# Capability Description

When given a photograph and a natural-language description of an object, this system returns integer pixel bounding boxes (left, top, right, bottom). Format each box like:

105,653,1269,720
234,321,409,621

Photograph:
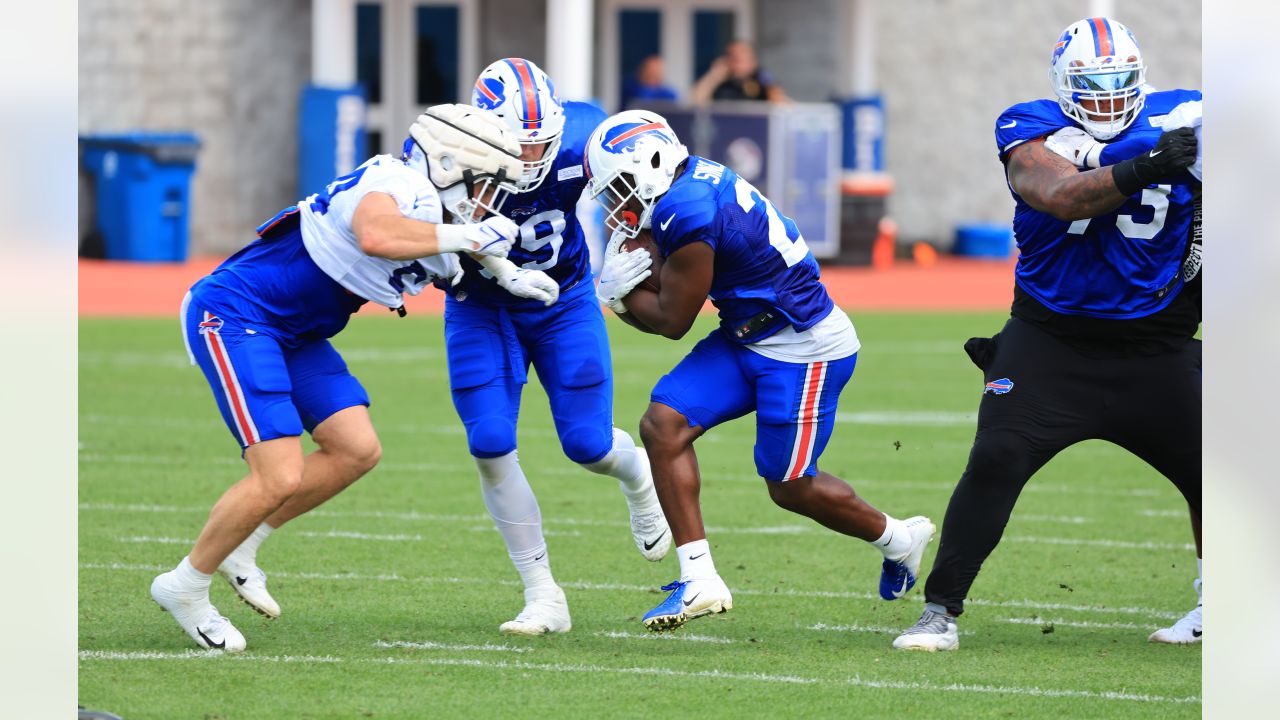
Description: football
621,228,662,294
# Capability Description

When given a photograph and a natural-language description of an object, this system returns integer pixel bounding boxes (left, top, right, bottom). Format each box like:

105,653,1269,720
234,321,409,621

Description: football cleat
879,516,936,600
151,571,246,652
642,576,733,631
892,608,959,651
1149,579,1202,644
625,448,671,561
499,585,572,636
218,555,281,619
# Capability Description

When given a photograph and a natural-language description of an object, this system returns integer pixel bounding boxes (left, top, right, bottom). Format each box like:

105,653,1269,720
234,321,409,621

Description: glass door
356,0,477,157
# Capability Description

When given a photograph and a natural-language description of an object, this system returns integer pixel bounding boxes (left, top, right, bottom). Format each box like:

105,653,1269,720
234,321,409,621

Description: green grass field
79,311,1201,719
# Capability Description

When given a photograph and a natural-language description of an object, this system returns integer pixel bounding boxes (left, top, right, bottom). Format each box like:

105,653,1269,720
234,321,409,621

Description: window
415,5,460,104
355,3,383,104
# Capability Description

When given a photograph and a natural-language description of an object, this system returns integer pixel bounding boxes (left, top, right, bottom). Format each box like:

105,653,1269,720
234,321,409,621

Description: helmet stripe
606,122,666,148
504,58,542,129
1090,17,1113,56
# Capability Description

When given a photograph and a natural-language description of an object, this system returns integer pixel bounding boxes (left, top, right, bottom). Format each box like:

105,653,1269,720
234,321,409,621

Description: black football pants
923,317,1201,617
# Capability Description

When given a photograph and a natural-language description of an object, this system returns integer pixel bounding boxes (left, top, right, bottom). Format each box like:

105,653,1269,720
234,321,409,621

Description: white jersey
298,154,460,308
748,307,861,363
1161,100,1202,181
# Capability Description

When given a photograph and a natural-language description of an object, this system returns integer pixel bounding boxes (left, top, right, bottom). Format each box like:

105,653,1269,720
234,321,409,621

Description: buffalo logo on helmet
473,77,507,111
602,121,675,155
1051,30,1073,65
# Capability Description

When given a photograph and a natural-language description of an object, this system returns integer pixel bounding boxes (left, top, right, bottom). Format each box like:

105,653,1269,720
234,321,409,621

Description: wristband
435,223,472,254
1111,158,1147,198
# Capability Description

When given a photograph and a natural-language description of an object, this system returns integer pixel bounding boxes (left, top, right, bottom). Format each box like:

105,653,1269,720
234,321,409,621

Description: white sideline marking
1004,535,1194,552
1002,618,1150,631
807,622,973,637
1018,514,1090,525
594,630,733,644
374,640,531,653
82,503,1181,552
79,563,1184,620
76,650,1199,704
1138,509,1186,518
837,411,975,426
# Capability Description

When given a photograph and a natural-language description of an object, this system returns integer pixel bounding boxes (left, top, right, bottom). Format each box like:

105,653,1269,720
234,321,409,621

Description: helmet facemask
1054,56,1146,140
591,169,654,239
516,133,563,192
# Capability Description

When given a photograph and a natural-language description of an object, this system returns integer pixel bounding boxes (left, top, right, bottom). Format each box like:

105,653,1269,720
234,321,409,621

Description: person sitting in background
691,40,789,104
620,55,679,110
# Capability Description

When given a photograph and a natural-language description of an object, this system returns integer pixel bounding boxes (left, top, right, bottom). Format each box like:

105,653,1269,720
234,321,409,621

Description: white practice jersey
298,154,460,308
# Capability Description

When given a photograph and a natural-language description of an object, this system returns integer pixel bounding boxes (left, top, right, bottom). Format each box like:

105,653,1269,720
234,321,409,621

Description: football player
150,104,558,652
892,18,1202,651
450,58,670,636
585,109,936,631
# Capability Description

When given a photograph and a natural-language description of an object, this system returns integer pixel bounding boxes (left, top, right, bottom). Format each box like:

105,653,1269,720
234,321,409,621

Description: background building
79,0,1201,254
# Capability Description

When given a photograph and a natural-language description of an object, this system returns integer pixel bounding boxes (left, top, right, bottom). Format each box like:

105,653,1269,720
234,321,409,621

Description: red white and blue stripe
784,361,828,480
1088,17,1114,56
503,57,543,130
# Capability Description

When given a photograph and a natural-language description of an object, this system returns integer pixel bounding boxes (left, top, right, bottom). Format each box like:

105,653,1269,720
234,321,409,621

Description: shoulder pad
996,99,1071,158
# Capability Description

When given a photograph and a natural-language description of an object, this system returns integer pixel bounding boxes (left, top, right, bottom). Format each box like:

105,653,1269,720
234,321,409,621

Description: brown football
621,228,662,295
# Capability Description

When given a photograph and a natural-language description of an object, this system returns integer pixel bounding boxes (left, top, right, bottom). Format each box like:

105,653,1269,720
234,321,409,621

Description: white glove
436,215,519,257
596,247,652,314
1044,126,1105,168
497,267,560,306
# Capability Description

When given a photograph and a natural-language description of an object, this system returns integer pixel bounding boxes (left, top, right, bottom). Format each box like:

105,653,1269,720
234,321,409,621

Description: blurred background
77,0,1200,265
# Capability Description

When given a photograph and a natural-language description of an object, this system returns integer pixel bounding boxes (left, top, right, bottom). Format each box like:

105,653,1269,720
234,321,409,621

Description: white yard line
1001,618,1151,631
1138,509,1186,518
593,630,733,644
1003,535,1194,552
807,622,973,636
78,562,1184,620
76,650,1199,704
373,640,531,653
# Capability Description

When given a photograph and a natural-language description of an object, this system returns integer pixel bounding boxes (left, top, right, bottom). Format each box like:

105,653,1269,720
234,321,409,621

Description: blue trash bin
80,133,201,261
953,223,1014,259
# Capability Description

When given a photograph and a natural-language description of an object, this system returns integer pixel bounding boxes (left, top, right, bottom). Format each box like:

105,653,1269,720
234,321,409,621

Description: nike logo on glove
643,530,667,551
1149,149,1163,157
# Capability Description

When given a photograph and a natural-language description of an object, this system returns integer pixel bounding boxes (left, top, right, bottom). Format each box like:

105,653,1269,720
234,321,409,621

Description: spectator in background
691,40,789,104
621,55,679,110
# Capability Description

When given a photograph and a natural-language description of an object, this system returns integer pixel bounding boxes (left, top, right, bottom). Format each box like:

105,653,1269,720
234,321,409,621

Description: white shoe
218,553,281,619
625,450,671,562
1148,604,1202,644
499,585,572,636
892,608,959,651
151,571,246,652
879,516,936,600
642,575,734,631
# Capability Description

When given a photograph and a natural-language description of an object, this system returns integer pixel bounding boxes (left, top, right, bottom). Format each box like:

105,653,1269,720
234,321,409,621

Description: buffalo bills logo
508,206,536,219
602,122,674,155
198,316,224,334
984,378,1014,395
473,78,506,111
1052,30,1072,65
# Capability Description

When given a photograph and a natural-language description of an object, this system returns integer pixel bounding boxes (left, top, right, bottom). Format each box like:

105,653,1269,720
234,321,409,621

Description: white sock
873,515,912,560
677,539,717,581
173,556,212,594
1195,558,1203,604
583,428,659,512
230,522,273,563
477,451,556,592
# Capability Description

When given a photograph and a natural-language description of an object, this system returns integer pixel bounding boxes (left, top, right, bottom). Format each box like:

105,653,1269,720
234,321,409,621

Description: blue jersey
996,89,1202,319
651,156,833,342
451,100,607,308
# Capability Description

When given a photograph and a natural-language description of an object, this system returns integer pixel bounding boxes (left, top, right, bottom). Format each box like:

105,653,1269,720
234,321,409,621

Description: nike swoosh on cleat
1192,629,1202,637
235,576,248,586
197,628,225,650
893,574,911,598
643,530,667,551
682,592,702,607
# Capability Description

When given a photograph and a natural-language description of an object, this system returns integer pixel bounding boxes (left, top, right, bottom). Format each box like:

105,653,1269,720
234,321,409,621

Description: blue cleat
642,576,733,631
879,516,936,600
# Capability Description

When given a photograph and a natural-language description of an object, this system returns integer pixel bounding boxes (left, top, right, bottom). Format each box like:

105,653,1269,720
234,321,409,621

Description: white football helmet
1049,17,1147,140
402,103,524,223
472,58,565,191
583,110,689,239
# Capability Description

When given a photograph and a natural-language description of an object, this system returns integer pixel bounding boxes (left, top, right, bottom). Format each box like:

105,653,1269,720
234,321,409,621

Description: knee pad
561,423,613,465
468,414,517,458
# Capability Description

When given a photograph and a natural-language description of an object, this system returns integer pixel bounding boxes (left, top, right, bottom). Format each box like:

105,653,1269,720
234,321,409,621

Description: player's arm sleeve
652,185,718,257
995,102,1072,162
334,161,420,219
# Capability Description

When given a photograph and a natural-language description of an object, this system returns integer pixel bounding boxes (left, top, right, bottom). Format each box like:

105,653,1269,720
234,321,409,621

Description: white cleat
625,450,671,562
892,608,959,652
218,555,281,619
1149,579,1202,644
499,586,572,636
151,571,247,652
642,575,734,631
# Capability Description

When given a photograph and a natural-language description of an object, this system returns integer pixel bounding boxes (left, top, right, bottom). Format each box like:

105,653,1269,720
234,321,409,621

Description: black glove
1112,127,1197,196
